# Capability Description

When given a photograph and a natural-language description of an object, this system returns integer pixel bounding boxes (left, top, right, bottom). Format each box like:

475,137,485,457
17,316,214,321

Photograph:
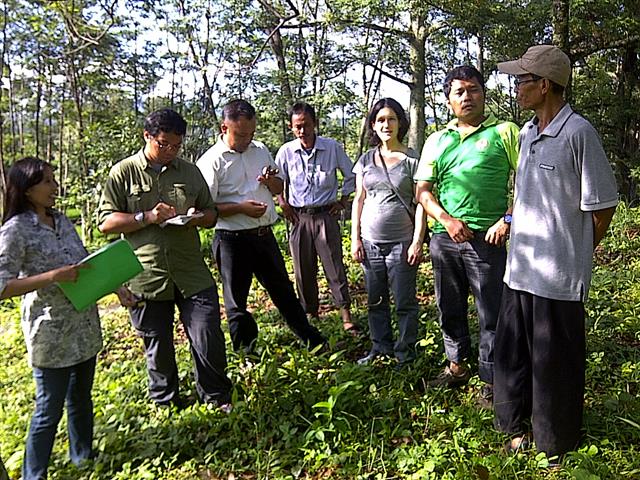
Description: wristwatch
503,213,512,224
134,211,146,225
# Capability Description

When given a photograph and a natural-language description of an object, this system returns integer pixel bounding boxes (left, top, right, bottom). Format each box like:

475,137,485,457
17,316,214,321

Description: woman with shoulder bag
351,98,427,367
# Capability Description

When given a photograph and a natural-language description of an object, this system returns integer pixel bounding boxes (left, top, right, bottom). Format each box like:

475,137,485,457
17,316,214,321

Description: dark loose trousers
214,227,325,351
129,286,231,406
494,285,586,458
430,232,506,383
289,210,350,315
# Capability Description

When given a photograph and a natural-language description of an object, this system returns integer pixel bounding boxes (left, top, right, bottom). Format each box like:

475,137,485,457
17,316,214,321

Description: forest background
1,0,639,237
1,0,640,479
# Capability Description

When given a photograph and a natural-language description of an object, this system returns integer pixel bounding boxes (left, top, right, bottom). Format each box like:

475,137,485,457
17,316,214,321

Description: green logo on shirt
475,139,489,151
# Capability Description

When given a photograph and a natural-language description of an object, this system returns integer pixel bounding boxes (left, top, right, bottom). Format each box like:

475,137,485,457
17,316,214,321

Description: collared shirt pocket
127,183,153,211
171,183,197,214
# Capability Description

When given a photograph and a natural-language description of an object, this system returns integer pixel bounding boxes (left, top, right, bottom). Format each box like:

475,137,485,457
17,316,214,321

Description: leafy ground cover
1,206,639,479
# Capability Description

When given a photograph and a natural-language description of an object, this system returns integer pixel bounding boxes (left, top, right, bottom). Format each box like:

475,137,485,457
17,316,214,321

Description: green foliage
3,0,640,212
2,206,639,479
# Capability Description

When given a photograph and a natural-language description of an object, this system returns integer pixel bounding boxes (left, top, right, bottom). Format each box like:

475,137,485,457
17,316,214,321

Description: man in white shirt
197,99,326,353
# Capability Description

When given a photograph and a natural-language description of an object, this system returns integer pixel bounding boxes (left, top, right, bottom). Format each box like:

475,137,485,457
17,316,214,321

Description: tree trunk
46,65,53,163
8,62,17,158
58,87,66,199
269,26,293,106
407,13,426,152
0,0,8,213
552,0,570,51
67,54,92,242
615,43,639,202
477,33,484,75
34,55,43,158
170,56,177,107
552,0,571,100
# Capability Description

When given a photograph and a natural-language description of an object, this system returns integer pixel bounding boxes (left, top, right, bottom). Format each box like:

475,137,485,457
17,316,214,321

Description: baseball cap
497,45,571,87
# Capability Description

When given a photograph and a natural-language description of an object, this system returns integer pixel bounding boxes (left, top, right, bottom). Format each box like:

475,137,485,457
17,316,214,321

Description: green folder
58,239,143,311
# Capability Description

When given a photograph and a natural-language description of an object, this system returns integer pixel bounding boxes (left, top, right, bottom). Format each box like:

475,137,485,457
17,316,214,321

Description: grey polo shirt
504,104,618,302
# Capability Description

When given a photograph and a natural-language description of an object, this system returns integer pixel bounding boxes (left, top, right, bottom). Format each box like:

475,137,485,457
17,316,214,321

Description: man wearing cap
197,99,326,353
495,45,618,458
98,108,232,410
275,102,357,335
415,65,519,407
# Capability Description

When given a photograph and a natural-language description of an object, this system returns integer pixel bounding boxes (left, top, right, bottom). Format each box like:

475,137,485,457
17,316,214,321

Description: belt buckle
257,226,269,236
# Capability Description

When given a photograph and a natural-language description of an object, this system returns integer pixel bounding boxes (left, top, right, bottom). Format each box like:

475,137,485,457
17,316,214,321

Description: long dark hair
3,157,52,223
365,97,410,146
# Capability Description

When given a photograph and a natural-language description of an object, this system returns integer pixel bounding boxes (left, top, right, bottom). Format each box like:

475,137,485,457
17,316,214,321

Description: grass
1,206,639,479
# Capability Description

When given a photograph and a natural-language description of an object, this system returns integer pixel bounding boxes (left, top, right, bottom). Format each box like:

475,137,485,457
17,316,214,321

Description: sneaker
218,403,233,414
357,351,388,365
426,365,471,388
476,383,493,409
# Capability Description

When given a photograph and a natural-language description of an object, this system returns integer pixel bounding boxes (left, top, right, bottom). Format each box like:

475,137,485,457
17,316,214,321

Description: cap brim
496,60,529,75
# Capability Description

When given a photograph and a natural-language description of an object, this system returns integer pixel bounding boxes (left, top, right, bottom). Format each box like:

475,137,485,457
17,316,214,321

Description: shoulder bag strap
377,146,415,225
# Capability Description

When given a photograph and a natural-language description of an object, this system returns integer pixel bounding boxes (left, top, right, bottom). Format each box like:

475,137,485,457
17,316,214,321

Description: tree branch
55,0,118,55
572,35,640,62
279,19,411,40
250,0,300,67
363,61,414,88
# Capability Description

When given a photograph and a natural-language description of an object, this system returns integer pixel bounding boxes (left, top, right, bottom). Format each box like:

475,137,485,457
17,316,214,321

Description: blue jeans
362,239,419,363
24,356,96,480
430,232,506,383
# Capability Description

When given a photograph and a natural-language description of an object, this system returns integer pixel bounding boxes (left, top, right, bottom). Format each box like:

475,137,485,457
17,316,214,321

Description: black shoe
476,383,493,409
426,366,471,388
154,397,186,411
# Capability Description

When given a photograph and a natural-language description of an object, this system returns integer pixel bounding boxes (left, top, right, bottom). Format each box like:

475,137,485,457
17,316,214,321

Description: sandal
342,321,362,337
504,434,531,454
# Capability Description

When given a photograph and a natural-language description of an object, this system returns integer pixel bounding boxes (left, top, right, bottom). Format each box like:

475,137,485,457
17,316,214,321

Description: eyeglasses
153,138,182,151
514,76,542,88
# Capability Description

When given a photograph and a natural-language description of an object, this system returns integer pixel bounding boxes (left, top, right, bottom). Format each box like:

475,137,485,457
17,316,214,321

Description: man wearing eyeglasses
275,102,357,336
98,108,232,411
495,45,618,458
415,65,520,407
197,99,326,354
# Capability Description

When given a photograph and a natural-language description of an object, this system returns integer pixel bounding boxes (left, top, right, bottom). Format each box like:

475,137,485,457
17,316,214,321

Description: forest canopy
1,0,639,240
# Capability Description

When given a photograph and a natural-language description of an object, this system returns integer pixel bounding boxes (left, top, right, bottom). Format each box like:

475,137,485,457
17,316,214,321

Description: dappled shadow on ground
3,207,640,478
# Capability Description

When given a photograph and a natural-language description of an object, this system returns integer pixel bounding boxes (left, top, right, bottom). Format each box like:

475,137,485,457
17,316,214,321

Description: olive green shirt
98,150,215,300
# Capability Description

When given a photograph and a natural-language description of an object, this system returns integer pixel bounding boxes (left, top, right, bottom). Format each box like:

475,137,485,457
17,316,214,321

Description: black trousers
214,228,325,351
129,286,232,405
494,285,585,458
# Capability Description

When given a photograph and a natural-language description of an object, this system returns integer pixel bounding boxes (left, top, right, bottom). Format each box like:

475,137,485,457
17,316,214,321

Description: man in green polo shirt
98,108,232,410
415,65,519,407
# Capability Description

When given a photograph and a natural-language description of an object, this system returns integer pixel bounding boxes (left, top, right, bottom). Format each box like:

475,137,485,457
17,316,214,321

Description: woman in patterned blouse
0,157,132,479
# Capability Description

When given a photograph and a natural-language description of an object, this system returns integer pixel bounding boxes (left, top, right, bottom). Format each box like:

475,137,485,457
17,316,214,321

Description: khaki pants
289,210,351,314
